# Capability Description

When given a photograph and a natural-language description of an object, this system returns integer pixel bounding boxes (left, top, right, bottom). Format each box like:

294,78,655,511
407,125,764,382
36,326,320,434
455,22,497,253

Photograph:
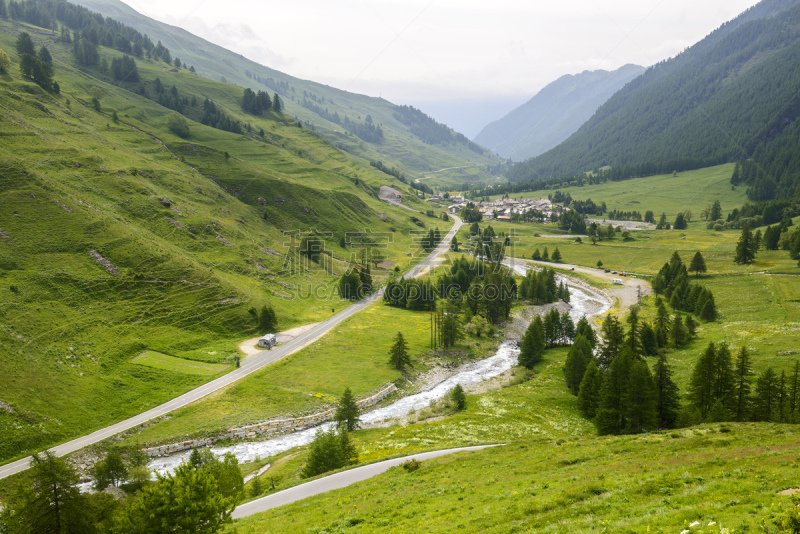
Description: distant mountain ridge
507,0,800,195
474,65,644,161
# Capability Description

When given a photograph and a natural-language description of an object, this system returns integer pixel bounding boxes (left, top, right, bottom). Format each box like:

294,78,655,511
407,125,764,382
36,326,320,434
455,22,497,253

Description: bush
167,112,190,138
451,384,467,411
302,427,358,478
401,459,421,472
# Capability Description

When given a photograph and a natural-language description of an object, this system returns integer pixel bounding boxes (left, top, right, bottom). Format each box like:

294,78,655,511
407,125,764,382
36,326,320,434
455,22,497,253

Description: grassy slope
74,0,500,184
0,19,443,463
230,167,800,531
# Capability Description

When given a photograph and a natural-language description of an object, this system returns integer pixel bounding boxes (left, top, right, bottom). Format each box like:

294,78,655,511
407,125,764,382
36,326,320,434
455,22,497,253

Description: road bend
0,216,462,480
232,444,498,519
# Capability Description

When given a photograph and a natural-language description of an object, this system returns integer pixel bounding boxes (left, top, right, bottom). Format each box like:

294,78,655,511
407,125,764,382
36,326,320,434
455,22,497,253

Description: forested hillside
0,4,435,462
508,0,800,204
474,65,644,161
72,0,500,183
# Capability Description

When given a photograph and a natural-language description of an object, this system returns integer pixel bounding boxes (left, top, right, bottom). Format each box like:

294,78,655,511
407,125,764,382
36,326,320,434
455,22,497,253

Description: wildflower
690,521,700,528
708,522,716,526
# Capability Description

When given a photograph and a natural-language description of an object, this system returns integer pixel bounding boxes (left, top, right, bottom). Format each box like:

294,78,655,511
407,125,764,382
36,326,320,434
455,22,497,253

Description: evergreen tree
518,316,545,369
623,359,658,433
0,0,6,18
551,247,562,262
301,427,357,478
451,384,467,411
752,368,778,421
734,223,757,264
273,93,282,112
92,448,128,490
699,292,718,322
673,212,687,230
653,353,681,428
37,45,52,65
640,322,657,356
688,342,716,418
334,387,360,432
532,248,542,261
777,370,788,422
2,451,92,533
671,314,688,347
575,316,597,347
689,251,707,277
564,335,592,395
16,32,35,56
577,358,602,418
389,331,411,370
450,235,458,251
596,348,634,435
709,200,722,222
0,47,10,73
625,307,642,356
598,314,624,368
712,342,734,414
542,247,549,261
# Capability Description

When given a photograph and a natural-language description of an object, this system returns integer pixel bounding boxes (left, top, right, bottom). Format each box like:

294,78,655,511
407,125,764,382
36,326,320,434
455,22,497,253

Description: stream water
148,261,610,476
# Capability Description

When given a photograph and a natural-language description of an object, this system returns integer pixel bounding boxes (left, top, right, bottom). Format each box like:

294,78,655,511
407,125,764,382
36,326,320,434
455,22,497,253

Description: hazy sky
117,0,761,136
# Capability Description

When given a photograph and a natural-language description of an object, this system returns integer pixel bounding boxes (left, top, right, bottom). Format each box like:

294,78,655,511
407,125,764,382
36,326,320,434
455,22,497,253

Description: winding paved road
232,444,497,519
0,216,462,481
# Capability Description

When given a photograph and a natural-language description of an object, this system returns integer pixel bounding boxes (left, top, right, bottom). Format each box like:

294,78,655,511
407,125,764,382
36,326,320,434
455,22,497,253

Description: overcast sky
118,0,761,136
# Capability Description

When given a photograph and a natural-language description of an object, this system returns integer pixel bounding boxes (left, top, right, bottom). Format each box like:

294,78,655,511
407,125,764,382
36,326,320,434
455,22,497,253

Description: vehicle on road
612,278,623,285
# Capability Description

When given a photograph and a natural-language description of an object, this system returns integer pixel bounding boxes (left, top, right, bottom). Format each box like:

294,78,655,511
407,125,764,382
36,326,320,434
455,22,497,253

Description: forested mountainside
474,65,644,161
73,0,500,181
507,0,800,203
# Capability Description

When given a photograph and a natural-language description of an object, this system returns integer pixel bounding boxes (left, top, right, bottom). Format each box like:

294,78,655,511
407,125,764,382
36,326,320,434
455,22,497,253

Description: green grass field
0,20,458,464
131,352,230,376
118,300,499,448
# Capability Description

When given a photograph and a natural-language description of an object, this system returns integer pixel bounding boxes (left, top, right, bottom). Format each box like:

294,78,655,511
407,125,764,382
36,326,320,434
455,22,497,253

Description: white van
612,278,623,285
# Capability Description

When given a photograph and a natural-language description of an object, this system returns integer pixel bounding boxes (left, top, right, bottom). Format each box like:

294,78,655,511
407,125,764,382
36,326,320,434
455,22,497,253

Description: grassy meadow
0,19,457,463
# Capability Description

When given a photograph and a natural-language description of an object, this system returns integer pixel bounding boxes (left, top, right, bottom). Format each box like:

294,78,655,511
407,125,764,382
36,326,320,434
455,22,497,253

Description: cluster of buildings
438,196,555,222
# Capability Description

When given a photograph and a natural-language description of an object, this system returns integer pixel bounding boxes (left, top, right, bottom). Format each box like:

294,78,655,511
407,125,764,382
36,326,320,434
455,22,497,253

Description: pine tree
709,200,722,221
671,314,688,347
451,384,467,411
653,353,681,428
389,332,411,370
752,368,778,421
564,335,592,395
334,387,361,432
598,314,624,368
689,342,716,418
689,251,707,277
623,359,658,433
732,346,753,421
625,307,642,356
542,247,549,261
640,322,658,356
734,223,757,264
577,359,602,418
450,235,458,251
518,316,545,369
596,349,634,435
551,247,562,262
712,342,734,414
575,316,597,347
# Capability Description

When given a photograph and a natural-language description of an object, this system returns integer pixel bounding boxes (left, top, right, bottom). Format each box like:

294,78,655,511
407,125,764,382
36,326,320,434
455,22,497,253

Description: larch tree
334,387,361,432
577,359,602,419
653,353,681,428
564,335,592,395
518,315,545,369
389,331,411,370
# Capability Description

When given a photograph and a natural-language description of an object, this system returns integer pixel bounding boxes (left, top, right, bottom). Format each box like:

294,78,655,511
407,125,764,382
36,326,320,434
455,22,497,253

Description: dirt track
514,258,652,308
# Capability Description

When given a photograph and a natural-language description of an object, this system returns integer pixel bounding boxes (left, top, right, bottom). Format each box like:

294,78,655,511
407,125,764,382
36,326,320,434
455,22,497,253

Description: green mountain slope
73,0,500,184
507,0,800,196
474,64,644,161
0,14,438,462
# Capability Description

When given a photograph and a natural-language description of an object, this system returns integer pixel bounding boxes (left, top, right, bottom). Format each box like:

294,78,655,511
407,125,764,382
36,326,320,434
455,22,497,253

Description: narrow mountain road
232,444,497,519
0,217,462,481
